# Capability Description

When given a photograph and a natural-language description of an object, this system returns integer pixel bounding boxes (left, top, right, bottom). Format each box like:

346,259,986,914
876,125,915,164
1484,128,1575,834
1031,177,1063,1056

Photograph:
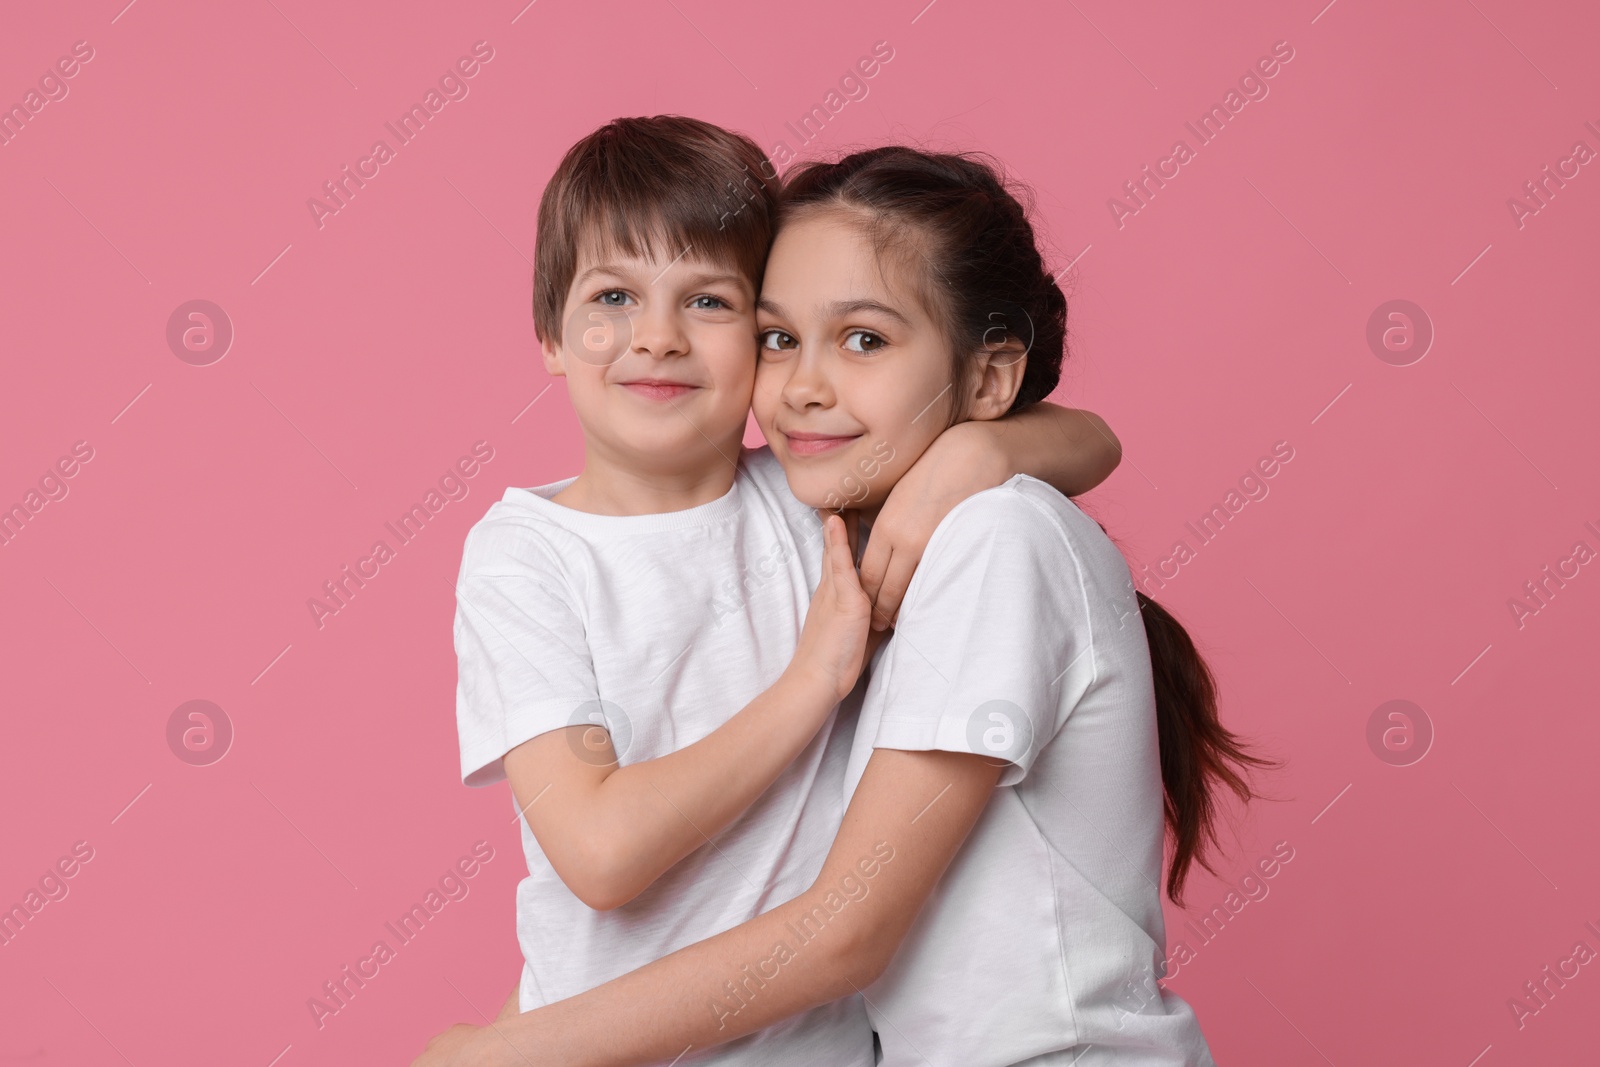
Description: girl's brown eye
843,330,884,353
759,330,796,351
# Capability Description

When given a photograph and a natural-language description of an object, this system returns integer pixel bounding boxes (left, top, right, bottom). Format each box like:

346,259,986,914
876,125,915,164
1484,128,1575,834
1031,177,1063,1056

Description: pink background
2,0,1596,1063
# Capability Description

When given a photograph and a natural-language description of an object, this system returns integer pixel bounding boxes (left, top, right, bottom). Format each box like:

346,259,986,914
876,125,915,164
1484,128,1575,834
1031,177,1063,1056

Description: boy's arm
413,747,1004,1067
860,401,1120,628
505,515,871,911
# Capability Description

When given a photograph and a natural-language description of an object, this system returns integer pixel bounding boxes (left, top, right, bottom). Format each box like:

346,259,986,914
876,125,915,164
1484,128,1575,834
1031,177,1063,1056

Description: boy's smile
615,376,702,402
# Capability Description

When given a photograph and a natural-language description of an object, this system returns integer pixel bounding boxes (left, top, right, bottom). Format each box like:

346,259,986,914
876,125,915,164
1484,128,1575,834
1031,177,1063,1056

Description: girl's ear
963,337,1028,421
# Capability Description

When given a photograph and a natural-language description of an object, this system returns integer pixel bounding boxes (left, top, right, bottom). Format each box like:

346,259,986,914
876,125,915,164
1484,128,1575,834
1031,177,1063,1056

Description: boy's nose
630,307,688,359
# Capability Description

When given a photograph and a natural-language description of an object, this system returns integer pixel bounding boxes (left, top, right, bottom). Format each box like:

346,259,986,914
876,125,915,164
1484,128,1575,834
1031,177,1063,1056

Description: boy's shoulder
458,484,581,583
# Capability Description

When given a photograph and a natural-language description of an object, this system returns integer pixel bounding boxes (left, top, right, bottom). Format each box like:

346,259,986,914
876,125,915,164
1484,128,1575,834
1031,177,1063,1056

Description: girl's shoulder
918,475,1134,600
930,474,1108,558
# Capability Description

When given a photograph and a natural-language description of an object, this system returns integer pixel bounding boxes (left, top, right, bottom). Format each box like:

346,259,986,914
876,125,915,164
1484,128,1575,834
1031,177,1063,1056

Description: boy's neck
553,445,740,517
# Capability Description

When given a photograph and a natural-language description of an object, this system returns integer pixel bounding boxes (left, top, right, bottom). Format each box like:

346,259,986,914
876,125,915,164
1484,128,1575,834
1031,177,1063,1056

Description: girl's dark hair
783,146,1273,902
781,147,1064,415
1136,592,1275,901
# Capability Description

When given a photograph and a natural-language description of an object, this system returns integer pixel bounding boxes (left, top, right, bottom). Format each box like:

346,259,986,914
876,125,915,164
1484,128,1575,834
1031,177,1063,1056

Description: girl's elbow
816,911,896,990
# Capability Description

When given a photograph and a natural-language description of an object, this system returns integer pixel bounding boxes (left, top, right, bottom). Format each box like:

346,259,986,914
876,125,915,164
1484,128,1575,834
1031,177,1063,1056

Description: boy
444,116,1119,1065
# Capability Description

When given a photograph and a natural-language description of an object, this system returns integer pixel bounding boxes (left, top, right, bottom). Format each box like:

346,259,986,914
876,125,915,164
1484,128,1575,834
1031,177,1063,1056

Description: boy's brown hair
533,115,780,344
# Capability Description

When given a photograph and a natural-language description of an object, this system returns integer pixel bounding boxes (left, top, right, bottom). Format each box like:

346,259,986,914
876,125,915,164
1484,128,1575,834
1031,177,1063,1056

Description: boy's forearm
569,669,839,906
989,402,1121,496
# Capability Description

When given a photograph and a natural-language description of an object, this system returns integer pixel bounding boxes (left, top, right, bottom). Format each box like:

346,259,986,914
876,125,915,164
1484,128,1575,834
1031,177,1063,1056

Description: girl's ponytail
1138,592,1275,903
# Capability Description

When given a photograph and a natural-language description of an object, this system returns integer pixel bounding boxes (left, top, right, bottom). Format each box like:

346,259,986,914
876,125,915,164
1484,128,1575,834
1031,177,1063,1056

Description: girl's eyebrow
756,297,911,326
824,299,911,326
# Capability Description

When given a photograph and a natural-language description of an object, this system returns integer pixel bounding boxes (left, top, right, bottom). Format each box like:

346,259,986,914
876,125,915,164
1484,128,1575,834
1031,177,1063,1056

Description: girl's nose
782,347,834,408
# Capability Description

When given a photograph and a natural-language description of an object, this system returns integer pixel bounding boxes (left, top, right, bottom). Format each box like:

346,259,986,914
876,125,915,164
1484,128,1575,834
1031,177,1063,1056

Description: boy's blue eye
842,330,885,353
597,290,629,306
691,295,727,310
759,329,798,352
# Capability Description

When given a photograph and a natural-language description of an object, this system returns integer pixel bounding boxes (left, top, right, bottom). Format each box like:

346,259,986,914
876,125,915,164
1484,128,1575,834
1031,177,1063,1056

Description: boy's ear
964,337,1028,421
539,332,567,378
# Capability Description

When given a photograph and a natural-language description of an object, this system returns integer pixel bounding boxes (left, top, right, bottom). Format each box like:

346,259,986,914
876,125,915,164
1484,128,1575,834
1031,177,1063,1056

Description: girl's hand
496,981,520,1022
860,421,1008,630
789,513,874,703
410,1022,492,1067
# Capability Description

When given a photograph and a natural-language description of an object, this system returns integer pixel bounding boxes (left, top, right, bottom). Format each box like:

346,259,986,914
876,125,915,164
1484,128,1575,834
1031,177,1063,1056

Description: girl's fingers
865,624,890,661
870,551,915,631
857,527,889,603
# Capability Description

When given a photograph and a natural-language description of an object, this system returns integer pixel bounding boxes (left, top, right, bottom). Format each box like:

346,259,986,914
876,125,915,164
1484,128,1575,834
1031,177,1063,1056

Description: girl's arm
504,515,871,911
413,747,1004,1067
860,402,1119,628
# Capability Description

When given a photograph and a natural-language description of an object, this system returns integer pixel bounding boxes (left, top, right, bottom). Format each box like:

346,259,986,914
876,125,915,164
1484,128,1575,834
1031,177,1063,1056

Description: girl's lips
619,381,698,401
783,431,861,456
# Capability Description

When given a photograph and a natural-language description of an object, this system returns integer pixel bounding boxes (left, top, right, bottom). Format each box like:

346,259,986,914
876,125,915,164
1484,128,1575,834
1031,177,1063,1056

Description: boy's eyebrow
574,264,748,291
574,263,628,287
679,270,749,291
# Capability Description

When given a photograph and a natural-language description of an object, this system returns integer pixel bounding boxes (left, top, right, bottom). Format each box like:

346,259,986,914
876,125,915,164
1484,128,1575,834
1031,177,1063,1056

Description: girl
419,147,1268,1067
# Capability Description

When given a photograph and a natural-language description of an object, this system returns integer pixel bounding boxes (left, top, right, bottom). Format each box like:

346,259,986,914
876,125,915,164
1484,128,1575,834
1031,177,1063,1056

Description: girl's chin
776,473,843,510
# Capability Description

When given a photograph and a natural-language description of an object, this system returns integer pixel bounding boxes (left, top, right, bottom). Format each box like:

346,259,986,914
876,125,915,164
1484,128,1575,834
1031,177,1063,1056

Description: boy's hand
861,421,1008,631
789,513,874,703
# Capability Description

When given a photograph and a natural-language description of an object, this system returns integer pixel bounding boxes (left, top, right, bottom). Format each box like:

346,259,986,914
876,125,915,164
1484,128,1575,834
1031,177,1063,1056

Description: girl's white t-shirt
453,447,873,1067
844,475,1218,1067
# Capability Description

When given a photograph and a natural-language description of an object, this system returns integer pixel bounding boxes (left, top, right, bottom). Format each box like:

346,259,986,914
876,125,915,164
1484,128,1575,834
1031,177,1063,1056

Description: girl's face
752,212,959,514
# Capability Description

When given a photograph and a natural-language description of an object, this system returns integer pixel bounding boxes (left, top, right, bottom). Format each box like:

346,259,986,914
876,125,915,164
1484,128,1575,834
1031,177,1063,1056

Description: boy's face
542,239,758,477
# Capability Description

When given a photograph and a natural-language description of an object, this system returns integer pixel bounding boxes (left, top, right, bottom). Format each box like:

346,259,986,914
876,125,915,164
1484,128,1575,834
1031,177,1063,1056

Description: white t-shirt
844,475,1216,1067
453,447,873,1067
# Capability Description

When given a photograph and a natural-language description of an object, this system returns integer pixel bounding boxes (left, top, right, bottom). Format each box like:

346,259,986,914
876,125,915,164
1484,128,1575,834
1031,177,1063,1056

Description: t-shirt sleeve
868,485,1099,787
453,519,600,787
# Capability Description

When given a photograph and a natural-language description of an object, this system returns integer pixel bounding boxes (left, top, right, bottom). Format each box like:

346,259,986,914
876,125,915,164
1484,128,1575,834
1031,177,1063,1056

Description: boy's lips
617,378,699,401
781,430,861,456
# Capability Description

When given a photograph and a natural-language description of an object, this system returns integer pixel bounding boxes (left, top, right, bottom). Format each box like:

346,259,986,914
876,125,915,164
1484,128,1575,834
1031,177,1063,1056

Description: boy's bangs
534,116,778,341
576,199,757,284
572,180,771,287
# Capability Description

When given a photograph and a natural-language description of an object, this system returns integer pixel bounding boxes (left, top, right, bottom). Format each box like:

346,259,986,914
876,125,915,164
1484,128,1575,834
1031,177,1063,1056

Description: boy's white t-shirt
453,447,873,1067
845,475,1217,1067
